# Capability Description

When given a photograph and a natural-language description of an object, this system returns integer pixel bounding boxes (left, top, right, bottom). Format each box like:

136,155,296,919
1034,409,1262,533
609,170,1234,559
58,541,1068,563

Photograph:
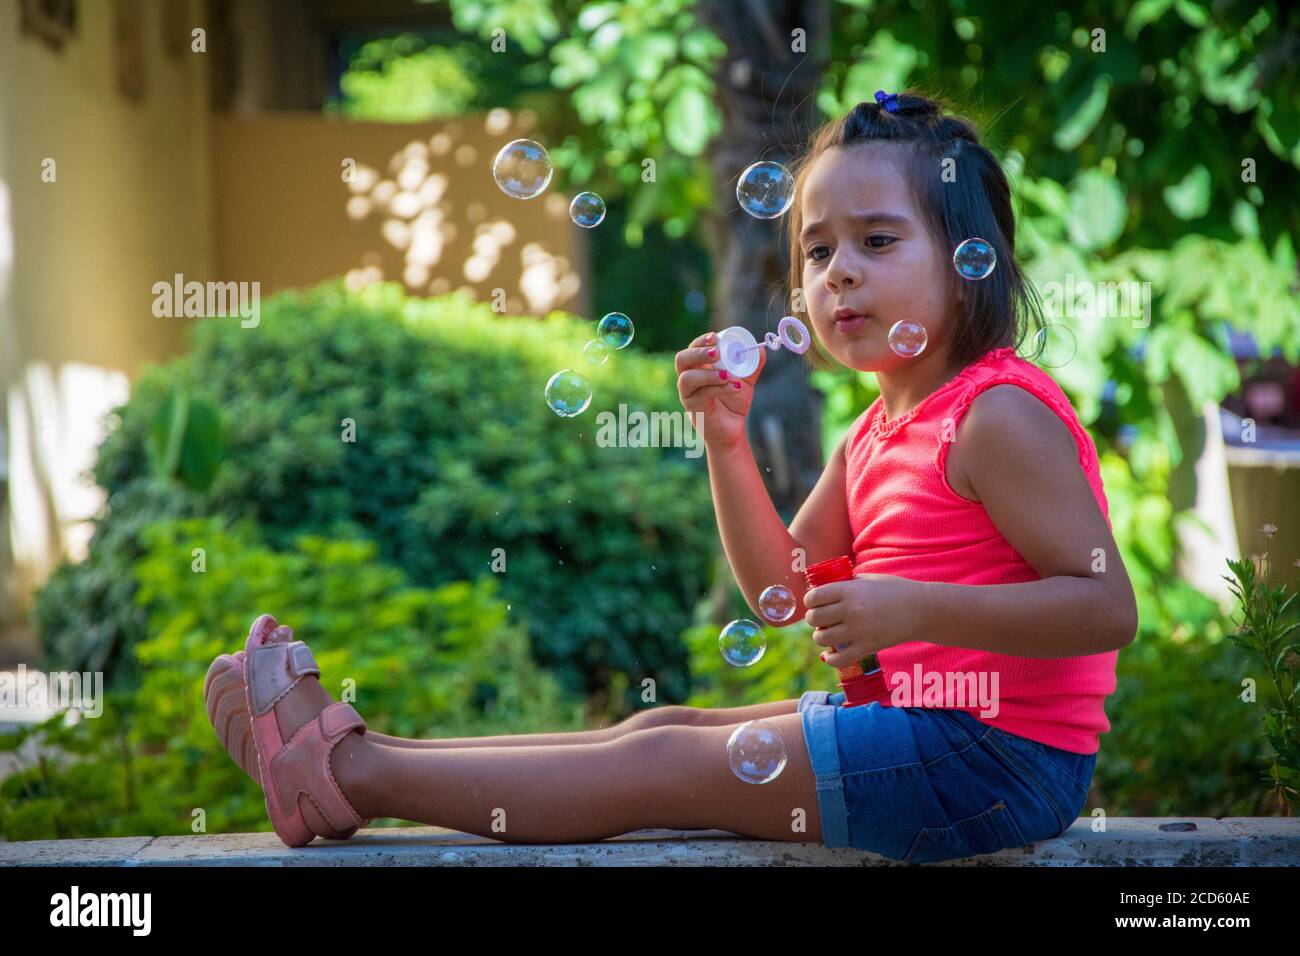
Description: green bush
32,481,201,690
1224,550,1300,813
1096,578,1276,816
36,281,716,709
683,609,830,709
2,517,585,841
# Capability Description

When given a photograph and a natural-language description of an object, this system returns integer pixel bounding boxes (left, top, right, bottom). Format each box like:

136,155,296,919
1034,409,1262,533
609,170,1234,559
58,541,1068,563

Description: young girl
206,91,1137,863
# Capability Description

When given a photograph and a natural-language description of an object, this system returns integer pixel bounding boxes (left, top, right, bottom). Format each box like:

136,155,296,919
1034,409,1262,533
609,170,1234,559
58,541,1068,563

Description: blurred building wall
211,111,588,315
0,0,214,644
0,0,588,658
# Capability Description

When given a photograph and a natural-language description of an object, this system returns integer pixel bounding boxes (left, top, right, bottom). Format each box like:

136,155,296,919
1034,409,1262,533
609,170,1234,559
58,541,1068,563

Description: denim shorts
798,690,1097,863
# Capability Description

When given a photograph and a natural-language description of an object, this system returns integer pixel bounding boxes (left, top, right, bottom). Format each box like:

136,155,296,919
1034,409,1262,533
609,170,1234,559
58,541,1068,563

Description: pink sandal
244,619,372,847
204,614,292,783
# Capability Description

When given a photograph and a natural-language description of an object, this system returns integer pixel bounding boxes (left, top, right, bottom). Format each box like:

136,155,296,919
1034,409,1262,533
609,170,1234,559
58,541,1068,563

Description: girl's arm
707,429,855,625
678,330,855,626
921,385,1139,657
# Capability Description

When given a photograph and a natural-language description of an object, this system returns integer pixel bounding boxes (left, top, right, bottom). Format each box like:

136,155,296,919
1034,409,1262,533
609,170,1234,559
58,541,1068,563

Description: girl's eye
806,236,895,260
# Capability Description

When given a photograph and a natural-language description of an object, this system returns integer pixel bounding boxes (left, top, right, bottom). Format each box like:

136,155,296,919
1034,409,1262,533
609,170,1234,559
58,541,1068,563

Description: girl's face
799,144,958,373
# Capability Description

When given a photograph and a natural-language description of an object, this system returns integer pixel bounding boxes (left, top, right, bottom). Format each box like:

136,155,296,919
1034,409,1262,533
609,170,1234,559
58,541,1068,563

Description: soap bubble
492,139,553,199
758,585,796,624
953,237,997,280
736,161,795,219
1025,322,1077,368
719,619,766,667
727,720,788,784
570,191,606,228
544,369,592,417
582,339,609,366
888,319,928,358
597,312,634,349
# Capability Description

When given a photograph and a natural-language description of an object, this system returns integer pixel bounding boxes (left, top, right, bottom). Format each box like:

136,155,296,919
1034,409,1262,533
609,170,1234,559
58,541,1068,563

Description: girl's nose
826,252,862,290
828,268,859,290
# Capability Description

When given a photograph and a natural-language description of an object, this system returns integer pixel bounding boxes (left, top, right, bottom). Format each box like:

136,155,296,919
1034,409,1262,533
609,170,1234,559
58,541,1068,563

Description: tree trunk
698,0,830,622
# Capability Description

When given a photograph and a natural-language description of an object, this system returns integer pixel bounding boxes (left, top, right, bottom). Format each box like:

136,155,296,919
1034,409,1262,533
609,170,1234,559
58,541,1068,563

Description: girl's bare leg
362,698,802,750
338,721,822,843
270,680,822,843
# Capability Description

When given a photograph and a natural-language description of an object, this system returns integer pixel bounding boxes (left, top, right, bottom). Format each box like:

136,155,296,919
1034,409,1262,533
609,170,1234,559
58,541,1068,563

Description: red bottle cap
803,554,887,708
805,555,854,588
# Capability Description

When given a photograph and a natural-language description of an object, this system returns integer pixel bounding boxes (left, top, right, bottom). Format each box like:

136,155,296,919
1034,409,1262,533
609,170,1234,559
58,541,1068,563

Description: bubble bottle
713,315,811,378
804,555,888,708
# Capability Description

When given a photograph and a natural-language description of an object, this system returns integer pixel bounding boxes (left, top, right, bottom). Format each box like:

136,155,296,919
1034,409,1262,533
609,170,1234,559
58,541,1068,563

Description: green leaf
1174,0,1208,28
573,74,623,124
576,2,620,31
1231,199,1259,238
858,30,917,102
827,30,918,116
176,398,225,493
663,85,714,156
1167,329,1240,407
148,386,188,483
624,32,677,83
1272,231,1297,273
1125,0,1174,38
1193,27,1261,112
1067,170,1128,250
1162,164,1212,220
590,19,625,54
145,385,224,491
1020,174,1071,219
550,38,600,88
681,28,726,67
1255,95,1300,166
1054,74,1111,151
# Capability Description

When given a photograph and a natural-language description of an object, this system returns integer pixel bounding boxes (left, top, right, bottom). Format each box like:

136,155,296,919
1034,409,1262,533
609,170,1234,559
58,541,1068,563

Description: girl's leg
335,718,822,844
272,680,821,843
359,699,802,750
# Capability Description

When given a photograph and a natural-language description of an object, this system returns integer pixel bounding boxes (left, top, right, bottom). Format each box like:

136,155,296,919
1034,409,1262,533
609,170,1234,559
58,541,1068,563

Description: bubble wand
713,315,811,378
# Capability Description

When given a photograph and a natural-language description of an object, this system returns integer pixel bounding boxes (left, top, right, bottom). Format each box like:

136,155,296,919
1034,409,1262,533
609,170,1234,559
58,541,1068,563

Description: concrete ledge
2,818,1298,866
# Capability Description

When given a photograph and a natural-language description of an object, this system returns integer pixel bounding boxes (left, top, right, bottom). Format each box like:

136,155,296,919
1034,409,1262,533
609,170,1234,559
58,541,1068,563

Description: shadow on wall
212,107,587,317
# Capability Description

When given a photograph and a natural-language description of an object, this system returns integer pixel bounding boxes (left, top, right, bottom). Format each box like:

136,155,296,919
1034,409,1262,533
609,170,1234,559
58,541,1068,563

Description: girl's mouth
834,315,867,334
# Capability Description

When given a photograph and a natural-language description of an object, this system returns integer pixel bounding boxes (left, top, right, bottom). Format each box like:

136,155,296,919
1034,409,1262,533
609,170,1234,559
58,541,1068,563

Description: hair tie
874,89,900,113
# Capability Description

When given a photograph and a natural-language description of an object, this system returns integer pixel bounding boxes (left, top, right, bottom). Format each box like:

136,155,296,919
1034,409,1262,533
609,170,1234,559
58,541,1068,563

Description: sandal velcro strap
319,701,367,741
249,641,320,715
272,701,369,839
287,642,320,680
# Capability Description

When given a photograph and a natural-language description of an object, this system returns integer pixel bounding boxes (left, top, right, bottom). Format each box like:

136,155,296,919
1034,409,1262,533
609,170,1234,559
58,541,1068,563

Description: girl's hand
803,574,927,668
675,331,766,453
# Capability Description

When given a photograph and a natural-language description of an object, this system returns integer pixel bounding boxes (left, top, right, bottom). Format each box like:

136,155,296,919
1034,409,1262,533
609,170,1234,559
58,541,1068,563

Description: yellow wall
212,111,587,316
0,0,214,626
0,1,588,642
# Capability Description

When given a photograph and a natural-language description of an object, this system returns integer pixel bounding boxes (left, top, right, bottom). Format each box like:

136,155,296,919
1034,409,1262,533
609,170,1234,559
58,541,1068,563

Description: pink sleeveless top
845,346,1117,754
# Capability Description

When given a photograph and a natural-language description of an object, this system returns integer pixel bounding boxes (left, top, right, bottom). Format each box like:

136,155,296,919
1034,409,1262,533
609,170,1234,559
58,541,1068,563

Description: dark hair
784,90,1043,372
